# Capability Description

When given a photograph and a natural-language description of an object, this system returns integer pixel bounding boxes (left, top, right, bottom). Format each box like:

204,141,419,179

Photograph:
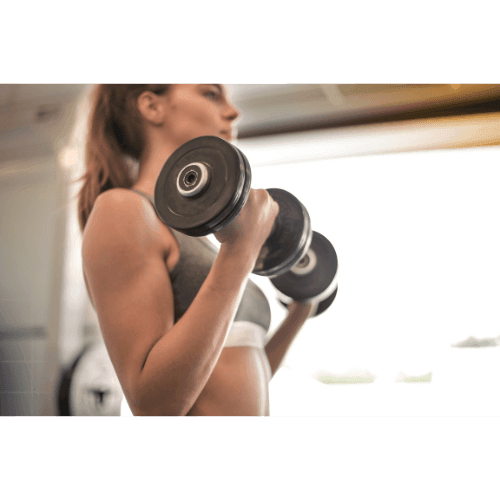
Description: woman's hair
77,84,170,232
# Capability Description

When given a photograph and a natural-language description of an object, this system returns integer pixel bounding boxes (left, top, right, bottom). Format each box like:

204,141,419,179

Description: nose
224,100,240,123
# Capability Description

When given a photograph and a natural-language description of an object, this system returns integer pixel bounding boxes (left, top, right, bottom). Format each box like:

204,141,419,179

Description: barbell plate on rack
57,341,123,416
154,136,251,237
270,230,338,301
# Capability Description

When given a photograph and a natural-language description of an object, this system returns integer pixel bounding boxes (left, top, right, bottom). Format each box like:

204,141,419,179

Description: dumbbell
272,231,339,317
154,135,312,277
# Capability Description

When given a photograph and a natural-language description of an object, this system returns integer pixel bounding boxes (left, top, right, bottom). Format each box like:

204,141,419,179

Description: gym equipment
272,231,338,317
279,287,338,318
154,136,312,278
57,341,123,416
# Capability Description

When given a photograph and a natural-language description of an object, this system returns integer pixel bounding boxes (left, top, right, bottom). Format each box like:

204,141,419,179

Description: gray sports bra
132,190,272,348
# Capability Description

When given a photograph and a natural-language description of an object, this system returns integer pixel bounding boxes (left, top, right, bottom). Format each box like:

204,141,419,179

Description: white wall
0,88,84,415
0,156,68,415
0,157,60,330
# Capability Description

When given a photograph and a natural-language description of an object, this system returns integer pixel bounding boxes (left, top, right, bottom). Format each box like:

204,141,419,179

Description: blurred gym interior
1,84,500,416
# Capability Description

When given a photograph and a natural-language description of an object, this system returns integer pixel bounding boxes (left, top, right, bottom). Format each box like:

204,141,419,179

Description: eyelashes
205,91,222,101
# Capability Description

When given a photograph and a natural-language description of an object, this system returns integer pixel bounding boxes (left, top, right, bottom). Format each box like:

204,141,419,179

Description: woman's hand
215,188,279,260
287,301,317,319
285,301,319,322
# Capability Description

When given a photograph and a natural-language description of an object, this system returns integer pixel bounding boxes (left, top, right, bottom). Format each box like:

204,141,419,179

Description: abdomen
187,347,271,416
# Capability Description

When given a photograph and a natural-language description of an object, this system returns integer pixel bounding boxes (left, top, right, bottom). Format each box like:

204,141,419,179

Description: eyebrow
200,83,224,95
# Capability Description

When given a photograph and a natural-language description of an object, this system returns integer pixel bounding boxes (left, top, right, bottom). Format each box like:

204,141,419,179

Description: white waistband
224,321,267,349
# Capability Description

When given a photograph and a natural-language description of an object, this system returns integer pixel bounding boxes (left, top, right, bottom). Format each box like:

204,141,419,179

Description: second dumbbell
272,231,339,317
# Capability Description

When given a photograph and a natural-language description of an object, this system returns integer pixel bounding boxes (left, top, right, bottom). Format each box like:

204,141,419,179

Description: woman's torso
96,189,273,416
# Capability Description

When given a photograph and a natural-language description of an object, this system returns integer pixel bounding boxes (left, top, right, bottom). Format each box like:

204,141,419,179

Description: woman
79,84,314,416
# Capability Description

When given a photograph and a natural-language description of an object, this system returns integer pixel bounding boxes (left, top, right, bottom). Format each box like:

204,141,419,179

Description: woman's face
160,84,240,146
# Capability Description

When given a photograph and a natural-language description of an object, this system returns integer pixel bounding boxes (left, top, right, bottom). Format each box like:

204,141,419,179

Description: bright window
239,124,500,415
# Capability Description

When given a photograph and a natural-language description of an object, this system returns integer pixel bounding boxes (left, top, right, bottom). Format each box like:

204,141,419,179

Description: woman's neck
134,141,179,199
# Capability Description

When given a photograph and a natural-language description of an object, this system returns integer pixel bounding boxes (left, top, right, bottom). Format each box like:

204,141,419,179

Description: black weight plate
154,136,251,236
253,188,312,277
210,145,252,234
271,231,338,301
279,286,338,318
314,286,338,317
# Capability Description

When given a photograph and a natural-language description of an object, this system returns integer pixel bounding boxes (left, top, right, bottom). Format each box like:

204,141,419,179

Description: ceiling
0,84,87,165
229,84,500,137
1,84,500,166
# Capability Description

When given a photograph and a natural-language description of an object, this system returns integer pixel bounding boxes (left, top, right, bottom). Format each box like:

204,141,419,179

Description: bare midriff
126,346,271,416
186,346,271,416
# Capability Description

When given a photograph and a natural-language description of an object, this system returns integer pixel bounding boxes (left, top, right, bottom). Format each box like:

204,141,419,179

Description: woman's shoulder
83,188,169,256
95,187,144,209
88,188,150,228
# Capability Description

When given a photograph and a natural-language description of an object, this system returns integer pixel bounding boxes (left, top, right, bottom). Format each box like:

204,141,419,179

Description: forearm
135,244,255,415
265,303,312,377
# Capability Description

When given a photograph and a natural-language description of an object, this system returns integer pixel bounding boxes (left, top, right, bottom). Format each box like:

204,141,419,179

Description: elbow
131,360,198,416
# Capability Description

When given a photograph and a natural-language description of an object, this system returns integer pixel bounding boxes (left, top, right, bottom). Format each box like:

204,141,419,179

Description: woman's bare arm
264,302,314,377
83,188,277,416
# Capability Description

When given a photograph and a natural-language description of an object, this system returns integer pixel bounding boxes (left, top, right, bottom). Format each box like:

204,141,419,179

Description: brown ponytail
77,84,170,232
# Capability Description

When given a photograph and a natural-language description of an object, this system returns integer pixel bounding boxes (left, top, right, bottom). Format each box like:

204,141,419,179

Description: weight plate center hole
290,249,317,275
297,254,310,268
185,170,198,186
